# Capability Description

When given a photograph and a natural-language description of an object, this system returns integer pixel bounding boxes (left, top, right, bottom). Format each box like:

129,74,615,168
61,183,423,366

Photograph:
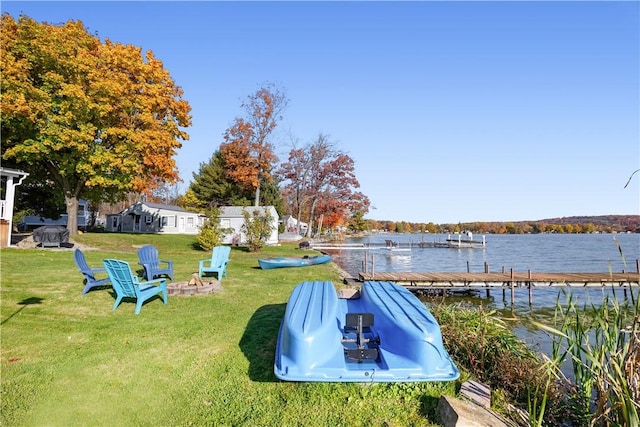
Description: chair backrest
103,259,137,298
138,245,160,267
212,246,231,267
74,248,91,274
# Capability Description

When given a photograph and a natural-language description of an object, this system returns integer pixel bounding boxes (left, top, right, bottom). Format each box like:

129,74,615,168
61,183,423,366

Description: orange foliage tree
278,134,370,237
220,84,287,207
1,15,191,234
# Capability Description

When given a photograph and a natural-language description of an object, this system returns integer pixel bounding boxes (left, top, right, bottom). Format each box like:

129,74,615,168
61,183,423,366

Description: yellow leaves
2,13,191,200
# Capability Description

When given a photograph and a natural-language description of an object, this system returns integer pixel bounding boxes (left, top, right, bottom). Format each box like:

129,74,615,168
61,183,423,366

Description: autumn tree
1,15,191,235
188,149,284,211
278,134,369,237
220,84,287,207
277,142,313,234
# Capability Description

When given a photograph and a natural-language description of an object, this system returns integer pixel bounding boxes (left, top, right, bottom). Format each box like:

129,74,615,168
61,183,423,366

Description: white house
219,206,279,245
106,202,206,234
281,215,308,235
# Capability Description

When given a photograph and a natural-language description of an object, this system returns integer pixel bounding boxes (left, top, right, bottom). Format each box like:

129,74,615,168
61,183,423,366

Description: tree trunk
254,182,261,207
65,194,79,236
306,200,317,238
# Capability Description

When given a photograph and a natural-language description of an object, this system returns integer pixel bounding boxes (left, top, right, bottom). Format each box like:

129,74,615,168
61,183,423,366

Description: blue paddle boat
274,280,459,382
258,255,331,270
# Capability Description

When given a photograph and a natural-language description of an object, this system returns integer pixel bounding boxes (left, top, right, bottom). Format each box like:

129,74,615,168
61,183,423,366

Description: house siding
106,202,205,235
219,206,279,245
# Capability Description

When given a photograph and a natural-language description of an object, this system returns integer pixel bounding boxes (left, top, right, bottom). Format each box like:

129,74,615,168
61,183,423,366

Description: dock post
364,252,368,273
485,263,490,298
467,261,470,273
501,266,506,300
371,254,375,280
510,268,515,306
528,270,533,306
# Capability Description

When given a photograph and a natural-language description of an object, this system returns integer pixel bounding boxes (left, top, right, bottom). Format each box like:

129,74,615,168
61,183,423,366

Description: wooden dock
357,270,640,305
357,271,640,289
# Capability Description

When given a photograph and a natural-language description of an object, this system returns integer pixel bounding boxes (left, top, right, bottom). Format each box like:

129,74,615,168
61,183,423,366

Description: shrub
196,208,226,250
241,208,274,252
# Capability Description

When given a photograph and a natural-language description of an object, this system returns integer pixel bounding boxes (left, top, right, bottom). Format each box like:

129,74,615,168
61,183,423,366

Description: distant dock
311,235,486,251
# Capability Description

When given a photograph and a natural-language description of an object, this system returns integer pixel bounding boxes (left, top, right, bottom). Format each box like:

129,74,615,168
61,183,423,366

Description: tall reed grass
532,291,639,426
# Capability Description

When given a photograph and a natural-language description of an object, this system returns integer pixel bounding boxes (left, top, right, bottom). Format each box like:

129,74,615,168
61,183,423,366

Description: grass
1,233,455,426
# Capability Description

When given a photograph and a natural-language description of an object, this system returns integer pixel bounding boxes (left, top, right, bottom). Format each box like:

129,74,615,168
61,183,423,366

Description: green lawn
1,233,455,426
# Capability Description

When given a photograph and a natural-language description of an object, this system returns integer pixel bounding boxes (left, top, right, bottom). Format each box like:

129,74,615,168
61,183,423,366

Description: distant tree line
364,215,640,234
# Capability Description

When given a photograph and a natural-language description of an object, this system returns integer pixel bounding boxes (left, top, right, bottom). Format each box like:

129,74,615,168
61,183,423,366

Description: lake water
324,233,640,355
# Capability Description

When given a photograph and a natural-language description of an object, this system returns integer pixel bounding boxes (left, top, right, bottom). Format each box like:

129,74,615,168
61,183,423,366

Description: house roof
219,206,277,218
281,215,308,226
0,167,29,179
142,202,187,212
117,201,200,216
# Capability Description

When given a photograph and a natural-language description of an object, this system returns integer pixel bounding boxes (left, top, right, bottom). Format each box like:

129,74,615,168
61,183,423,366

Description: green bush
241,208,274,252
196,208,226,250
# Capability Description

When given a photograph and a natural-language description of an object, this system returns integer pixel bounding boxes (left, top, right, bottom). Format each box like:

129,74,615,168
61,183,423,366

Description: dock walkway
357,271,639,305
357,271,639,289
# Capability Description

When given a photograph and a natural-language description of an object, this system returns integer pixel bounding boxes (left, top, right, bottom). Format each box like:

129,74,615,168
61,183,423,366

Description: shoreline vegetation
1,233,638,426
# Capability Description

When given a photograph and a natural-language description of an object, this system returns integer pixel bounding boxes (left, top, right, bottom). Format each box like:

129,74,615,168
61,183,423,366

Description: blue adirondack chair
199,246,231,280
74,248,111,295
137,245,174,281
103,259,168,315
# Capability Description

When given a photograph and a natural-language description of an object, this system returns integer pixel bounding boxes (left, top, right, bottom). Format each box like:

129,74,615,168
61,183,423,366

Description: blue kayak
274,280,459,382
258,255,331,270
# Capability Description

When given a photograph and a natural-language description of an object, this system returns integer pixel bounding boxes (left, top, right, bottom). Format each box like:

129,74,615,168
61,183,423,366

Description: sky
3,1,639,224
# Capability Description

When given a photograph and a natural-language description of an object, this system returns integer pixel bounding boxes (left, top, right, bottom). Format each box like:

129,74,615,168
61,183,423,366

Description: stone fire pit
167,274,222,296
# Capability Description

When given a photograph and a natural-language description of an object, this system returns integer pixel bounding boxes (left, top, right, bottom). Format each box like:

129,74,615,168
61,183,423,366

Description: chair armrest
160,260,174,267
90,267,107,273
134,277,167,287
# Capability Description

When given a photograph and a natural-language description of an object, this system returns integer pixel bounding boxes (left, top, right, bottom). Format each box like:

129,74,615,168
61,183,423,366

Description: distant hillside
368,215,640,234
534,215,639,229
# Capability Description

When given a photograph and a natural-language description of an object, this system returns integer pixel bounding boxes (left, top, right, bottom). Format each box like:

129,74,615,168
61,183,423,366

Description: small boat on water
258,255,331,270
274,280,459,382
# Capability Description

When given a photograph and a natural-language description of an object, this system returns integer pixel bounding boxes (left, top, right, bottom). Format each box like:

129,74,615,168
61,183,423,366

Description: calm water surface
325,233,640,353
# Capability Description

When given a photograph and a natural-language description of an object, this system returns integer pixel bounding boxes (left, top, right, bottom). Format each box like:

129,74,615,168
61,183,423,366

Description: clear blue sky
3,1,639,224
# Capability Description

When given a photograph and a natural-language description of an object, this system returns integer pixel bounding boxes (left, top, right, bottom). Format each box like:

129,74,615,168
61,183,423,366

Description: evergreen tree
189,150,252,208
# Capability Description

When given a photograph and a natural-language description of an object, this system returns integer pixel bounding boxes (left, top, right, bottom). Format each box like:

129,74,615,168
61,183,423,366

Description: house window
220,219,231,229
161,216,176,227
187,217,194,227
111,217,119,228
145,215,152,224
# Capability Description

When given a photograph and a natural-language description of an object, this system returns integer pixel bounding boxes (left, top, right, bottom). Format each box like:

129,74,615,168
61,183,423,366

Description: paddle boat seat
342,312,380,362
